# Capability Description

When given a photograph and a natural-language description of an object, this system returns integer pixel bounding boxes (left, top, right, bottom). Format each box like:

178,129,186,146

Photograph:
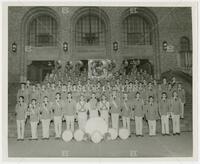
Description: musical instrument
119,128,129,140
91,130,103,144
74,129,84,141
62,130,73,142
107,128,118,140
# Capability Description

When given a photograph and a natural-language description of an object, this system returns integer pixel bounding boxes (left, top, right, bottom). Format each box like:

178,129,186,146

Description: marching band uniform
29,103,40,140
17,86,29,104
40,100,52,139
177,86,186,119
133,97,144,136
170,97,182,135
145,101,159,136
51,99,63,138
121,97,132,134
99,98,110,124
15,101,27,140
88,96,98,118
63,98,76,132
76,99,90,131
159,98,170,135
110,95,121,132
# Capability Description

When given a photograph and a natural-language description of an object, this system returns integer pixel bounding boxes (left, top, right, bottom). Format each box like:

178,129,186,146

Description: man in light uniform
51,93,63,139
159,92,170,136
40,96,51,139
88,92,98,118
133,92,144,137
15,96,27,141
76,94,90,131
177,83,186,119
99,94,110,125
170,91,182,135
63,92,76,132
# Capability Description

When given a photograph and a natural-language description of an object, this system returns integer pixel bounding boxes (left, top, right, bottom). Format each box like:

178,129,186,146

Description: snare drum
62,130,73,142
74,129,84,141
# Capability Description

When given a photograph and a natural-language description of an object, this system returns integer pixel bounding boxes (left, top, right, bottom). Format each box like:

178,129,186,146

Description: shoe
166,133,171,136
173,133,176,136
17,139,20,141
140,135,144,137
177,133,180,136
162,134,165,136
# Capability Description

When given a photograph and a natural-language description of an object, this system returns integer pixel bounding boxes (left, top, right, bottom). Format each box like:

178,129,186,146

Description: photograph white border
1,0,199,163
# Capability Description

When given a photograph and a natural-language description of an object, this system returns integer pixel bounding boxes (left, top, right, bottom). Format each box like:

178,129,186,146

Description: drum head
91,130,103,144
62,130,73,142
119,128,129,140
108,128,118,140
85,117,108,135
74,129,84,142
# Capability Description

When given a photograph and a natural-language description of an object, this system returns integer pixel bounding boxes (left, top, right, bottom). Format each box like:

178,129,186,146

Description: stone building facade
8,6,192,83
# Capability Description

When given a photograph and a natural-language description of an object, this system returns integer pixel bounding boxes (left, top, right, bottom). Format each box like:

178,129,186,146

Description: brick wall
8,6,192,82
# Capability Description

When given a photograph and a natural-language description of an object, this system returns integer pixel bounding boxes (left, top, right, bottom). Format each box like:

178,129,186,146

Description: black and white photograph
1,0,199,160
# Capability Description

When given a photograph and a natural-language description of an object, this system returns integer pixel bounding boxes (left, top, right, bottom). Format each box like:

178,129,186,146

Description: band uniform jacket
177,88,186,104
109,97,121,114
170,98,182,115
121,99,132,117
15,102,27,120
29,105,40,122
63,99,76,116
51,100,64,117
144,102,159,120
158,99,170,116
40,102,52,120
133,98,144,117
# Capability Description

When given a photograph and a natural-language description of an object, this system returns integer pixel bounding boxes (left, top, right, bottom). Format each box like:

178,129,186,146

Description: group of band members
15,69,186,141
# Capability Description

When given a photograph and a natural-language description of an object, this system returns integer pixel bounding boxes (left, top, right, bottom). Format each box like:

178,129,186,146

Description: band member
170,91,182,135
159,92,170,136
40,84,48,104
76,94,90,130
177,83,186,119
110,91,121,133
145,82,157,103
17,82,29,104
29,85,40,103
133,92,144,137
145,96,159,136
121,93,132,135
15,96,27,141
161,77,168,93
61,84,68,101
88,92,98,118
48,83,57,103
40,96,52,139
28,99,40,140
51,93,63,139
63,92,76,132
99,94,110,124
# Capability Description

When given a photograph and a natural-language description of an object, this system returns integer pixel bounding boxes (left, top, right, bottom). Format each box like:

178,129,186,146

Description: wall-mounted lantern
163,41,168,51
113,41,118,51
63,42,68,52
12,42,17,52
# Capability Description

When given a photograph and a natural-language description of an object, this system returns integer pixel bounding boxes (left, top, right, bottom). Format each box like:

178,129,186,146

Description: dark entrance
27,61,55,82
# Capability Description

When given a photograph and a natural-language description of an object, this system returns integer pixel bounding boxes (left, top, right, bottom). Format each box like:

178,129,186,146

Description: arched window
123,15,152,45
28,14,57,47
75,13,106,46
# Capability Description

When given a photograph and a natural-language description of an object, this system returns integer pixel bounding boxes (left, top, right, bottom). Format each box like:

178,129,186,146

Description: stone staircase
8,74,192,138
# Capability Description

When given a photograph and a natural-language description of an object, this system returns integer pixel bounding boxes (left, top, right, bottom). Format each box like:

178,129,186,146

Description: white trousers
161,115,169,134
181,102,184,118
41,119,50,138
172,114,180,133
64,115,74,132
135,116,143,135
16,120,25,139
54,116,62,137
101,110,109,125
30,121,38,139
111,113,119,132
90,110,99,118
148,120,156,136
78,112,87,131
122,116,130,134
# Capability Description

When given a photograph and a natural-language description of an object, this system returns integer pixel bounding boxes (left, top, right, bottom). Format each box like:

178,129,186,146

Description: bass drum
107,128,118,140
62,130,73,142
119,128,129,140
74,129,85,142
91,130,103,144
